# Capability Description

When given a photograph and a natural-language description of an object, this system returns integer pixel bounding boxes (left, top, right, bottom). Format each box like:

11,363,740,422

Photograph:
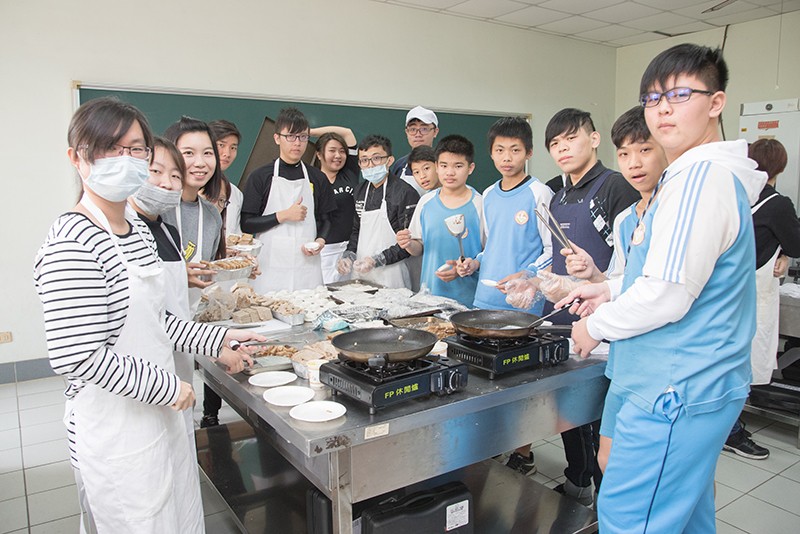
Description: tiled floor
3,375,800,533
0,375,241,534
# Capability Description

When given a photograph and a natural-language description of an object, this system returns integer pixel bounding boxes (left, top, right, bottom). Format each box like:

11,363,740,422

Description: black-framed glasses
277,133,310,143
358,155,390,167
406,126,435,135
216,198,230,209
639,87,715,108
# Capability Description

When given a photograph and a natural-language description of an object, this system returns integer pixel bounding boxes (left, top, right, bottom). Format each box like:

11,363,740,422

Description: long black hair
164,116,225,201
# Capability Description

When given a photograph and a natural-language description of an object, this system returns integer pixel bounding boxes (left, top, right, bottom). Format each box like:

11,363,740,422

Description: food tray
229,239,263,257
273,310,306,325
332,305,382,323
205,256,254,281
326,279,384,293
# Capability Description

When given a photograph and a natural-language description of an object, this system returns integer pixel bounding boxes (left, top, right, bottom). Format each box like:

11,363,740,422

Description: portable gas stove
445,332,569,379
319,356,468,414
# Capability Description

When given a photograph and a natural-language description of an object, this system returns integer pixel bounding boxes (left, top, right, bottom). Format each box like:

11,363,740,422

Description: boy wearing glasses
391,106,439,196
560,44,767,532
338,134,419,288
240,107,336,292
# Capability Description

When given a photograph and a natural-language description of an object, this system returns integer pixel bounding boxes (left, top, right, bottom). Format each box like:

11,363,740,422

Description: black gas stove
319,356,468,414
445,332,569,379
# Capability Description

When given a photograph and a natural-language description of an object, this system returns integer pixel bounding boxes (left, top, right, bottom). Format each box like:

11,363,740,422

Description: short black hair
407,145,436,165
544,108,595,149
487,117,532,152
611,106,651,149
436,134,475,164
209,119,241,142
358,134,392,156
639,43,728,96
274,107,309,135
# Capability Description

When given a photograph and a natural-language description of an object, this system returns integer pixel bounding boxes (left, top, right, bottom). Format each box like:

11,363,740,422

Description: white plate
248,371,297,388
436,263,452,272
480,279,498,287
304,241,321,252
263,385,315,407
289,400,346,422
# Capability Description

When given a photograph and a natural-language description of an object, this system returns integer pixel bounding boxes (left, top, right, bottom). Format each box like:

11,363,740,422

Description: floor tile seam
21,457,71,471
28,513,80,530
720,451,781,474
20,434,68,448
23,480,75,497
714,518,747,533
745,490,800,518
714,491,747,514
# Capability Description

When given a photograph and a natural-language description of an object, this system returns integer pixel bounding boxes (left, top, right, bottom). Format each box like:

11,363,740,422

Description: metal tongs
535,204,576,255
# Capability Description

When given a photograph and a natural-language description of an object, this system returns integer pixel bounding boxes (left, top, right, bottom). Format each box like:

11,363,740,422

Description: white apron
321,241,349,284
356,182,410,289
751,193,782,385
125,205,194,437
174,200,204,316
253,160,322,292
72,196,204,534
159,218,196,439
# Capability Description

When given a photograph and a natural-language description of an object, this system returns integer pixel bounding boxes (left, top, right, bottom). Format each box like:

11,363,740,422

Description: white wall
615,12,800,137
0,0,618,363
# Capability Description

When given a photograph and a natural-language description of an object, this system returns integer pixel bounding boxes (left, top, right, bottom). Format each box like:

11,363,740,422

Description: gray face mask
132,181,182,216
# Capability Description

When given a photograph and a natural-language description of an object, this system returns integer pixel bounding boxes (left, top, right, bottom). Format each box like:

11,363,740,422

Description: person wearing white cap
390,106,439,196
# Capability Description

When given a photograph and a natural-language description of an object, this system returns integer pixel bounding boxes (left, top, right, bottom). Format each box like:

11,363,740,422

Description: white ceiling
372,0,800,47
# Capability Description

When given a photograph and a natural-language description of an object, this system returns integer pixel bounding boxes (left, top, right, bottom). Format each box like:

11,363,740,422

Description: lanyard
626,171,665,255
175,199,203,263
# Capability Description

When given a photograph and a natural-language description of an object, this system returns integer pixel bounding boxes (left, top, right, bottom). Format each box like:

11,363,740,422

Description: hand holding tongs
535,204,576,255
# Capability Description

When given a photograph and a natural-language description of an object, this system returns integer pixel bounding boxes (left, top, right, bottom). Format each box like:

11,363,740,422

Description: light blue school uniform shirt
610,161,756,415
409,187,484,306
473,176,553,313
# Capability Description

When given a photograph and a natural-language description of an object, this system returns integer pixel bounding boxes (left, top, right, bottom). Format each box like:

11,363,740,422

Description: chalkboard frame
75,82,530,192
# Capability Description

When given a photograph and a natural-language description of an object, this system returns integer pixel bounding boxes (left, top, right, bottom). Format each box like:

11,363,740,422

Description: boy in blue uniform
457,117,552,476
458,117,553,314
396,135,484,306
560,106,669,475
559,44,767,532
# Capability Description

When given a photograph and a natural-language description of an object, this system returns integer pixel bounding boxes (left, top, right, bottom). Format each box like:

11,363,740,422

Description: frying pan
331,328,438,363
449,309,545,339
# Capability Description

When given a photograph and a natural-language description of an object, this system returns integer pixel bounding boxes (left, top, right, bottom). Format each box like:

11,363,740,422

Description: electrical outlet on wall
0,332,12,344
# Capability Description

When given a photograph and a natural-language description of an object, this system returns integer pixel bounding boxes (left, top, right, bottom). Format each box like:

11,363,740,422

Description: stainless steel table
196,331,609,533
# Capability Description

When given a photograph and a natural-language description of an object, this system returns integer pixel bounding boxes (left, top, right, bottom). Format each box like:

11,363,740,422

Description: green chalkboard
79,86,514,192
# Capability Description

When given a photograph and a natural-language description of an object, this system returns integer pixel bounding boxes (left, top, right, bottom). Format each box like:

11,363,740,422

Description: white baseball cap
405,106,438,127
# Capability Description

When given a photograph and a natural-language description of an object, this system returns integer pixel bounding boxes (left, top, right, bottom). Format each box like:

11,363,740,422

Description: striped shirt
33,213,226,465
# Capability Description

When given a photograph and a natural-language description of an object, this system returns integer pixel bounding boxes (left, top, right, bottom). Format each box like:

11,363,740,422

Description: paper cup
307,359,328,389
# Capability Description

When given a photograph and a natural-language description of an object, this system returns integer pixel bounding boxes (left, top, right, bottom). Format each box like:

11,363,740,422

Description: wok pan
331,328,438,363
449,309,544,339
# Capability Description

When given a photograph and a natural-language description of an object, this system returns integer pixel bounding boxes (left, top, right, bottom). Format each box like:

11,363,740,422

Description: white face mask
361,164,388,185
81,155,150,202
133,181,182,216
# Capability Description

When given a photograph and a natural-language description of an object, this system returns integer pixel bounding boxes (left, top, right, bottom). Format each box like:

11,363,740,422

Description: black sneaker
505,452,537,475
723,428,769,460
554,479,594,507
200,415,219,428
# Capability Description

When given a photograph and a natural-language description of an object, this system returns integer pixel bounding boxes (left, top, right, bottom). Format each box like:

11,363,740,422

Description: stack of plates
248,372,346,422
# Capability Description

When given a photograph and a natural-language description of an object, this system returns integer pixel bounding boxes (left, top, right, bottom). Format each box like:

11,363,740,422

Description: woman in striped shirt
33,97,259,534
